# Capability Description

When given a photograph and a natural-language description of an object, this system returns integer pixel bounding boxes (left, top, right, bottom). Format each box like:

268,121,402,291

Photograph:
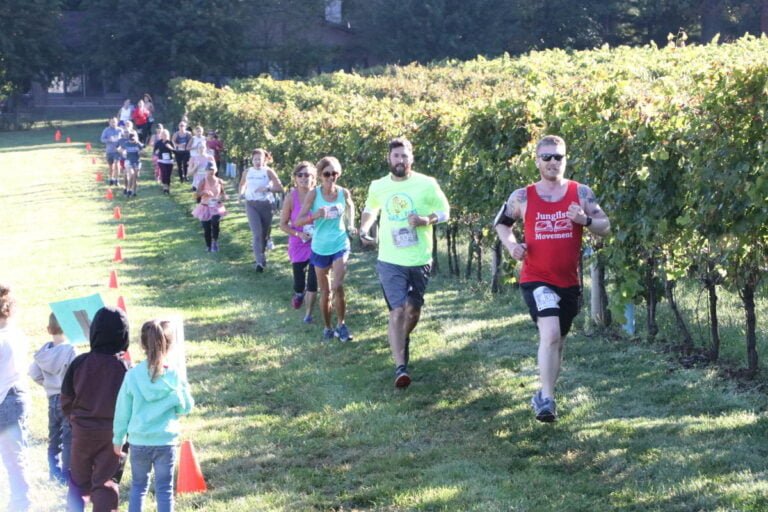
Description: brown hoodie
61,307,130,439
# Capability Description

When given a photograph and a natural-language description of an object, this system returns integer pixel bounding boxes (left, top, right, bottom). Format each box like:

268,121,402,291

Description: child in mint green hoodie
113,320,194,512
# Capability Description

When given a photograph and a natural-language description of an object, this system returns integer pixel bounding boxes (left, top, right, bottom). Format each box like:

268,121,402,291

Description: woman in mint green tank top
295,156,357,342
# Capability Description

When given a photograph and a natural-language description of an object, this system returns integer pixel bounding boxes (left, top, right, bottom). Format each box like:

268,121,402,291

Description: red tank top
520,180,583,287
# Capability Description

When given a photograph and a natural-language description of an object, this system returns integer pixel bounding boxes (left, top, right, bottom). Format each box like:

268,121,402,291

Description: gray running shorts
376,260,431,310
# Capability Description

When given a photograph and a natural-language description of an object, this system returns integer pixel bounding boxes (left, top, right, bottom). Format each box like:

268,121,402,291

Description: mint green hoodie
112,360,194,447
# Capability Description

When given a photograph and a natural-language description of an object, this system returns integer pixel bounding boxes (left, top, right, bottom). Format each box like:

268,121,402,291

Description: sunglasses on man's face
538,153,565,162
323,171,340,178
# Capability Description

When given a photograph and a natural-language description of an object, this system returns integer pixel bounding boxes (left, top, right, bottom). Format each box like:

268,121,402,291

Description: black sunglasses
538,153,565,162
323,171,340,178
295,172,311,178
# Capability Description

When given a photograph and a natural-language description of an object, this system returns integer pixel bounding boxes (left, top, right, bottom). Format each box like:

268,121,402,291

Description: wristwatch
585,216,593,227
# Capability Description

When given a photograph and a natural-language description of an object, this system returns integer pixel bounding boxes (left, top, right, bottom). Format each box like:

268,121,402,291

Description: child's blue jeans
129,444,176,512
0,387,31,511
47,393,72,483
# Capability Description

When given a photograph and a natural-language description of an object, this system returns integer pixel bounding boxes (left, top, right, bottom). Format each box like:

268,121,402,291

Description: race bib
161,152,171,160
208,200,219,208
391,226,418,248
325,205,340,219
532,286,560,311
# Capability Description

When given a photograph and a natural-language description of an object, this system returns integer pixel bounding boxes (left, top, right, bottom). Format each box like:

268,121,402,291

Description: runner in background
239,148,284,272
295,156,356,342
100,117,122,186
171,121,192,183
279,161,318,324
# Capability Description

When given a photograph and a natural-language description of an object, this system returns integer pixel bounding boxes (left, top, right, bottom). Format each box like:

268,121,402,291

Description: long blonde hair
140,320,174,382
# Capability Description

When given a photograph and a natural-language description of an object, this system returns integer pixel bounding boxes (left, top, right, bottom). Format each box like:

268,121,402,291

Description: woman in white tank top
117,98,133,126
239,148,284,271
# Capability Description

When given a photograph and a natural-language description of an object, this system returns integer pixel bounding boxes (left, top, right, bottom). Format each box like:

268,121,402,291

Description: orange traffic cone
86,142,92,152
116,224,125,239
54,130,61,141
109,270,119,289
113,206,122,219
66,137,71,143
113,246,123,262
116,295,127,312
96,172,103,182
176,440,207,494
105,188,114,200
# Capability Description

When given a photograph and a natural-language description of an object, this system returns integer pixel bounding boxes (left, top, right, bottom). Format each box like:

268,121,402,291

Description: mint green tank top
310,186,350,255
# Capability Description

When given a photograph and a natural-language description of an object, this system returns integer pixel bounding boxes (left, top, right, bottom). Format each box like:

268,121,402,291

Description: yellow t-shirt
364,172,450,266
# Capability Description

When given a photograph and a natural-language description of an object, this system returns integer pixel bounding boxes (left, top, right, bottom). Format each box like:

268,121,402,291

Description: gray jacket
29,341,77,397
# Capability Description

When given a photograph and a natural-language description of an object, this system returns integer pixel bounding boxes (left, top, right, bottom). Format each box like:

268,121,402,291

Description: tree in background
244,0,333,76
0,0,62,104
78,0,253,93
345,0,518,63
6,0,768,104
345,0,768,64
72,0,330,94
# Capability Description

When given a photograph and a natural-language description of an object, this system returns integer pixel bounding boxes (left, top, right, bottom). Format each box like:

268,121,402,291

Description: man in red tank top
494,135,611,422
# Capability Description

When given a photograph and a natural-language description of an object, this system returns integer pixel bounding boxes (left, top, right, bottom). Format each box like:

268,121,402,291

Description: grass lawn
1,119,767,511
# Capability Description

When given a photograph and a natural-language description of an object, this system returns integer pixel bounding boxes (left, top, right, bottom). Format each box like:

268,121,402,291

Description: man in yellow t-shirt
359,137,450,388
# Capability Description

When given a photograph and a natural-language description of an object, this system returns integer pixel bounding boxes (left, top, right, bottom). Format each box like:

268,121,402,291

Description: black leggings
201,215,221,248
136,123,149,144
292,260,318,294
159,162,173,186
175,150,190,181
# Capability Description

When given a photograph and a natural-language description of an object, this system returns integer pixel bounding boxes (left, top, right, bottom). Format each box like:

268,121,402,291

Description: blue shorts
376,260,431,310
310,248,349,269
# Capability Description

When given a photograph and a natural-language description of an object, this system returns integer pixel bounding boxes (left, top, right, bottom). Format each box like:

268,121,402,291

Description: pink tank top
288,189,313,263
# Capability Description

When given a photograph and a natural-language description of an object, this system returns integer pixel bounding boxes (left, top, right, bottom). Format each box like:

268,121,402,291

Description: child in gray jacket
29,313,76,484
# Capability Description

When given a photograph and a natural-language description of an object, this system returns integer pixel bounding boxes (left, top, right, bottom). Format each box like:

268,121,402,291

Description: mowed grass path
1,120,767,511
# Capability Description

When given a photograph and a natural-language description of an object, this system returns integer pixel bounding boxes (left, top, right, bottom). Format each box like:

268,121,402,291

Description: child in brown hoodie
61,307,130,512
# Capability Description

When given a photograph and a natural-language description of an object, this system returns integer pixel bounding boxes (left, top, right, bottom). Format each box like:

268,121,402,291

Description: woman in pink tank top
279,162,318,323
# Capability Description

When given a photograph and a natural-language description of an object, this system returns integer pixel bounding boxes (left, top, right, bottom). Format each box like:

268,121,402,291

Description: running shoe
335,324,353,342
291,293,304,309
211,241,219,252
254,264,264,273
303,314,313,324
531,391,557,423
266,238,275,251
394,365,411,388
322,327,335,341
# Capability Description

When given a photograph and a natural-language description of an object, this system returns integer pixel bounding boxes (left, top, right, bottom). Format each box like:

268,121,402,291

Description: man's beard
391,163,407,177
